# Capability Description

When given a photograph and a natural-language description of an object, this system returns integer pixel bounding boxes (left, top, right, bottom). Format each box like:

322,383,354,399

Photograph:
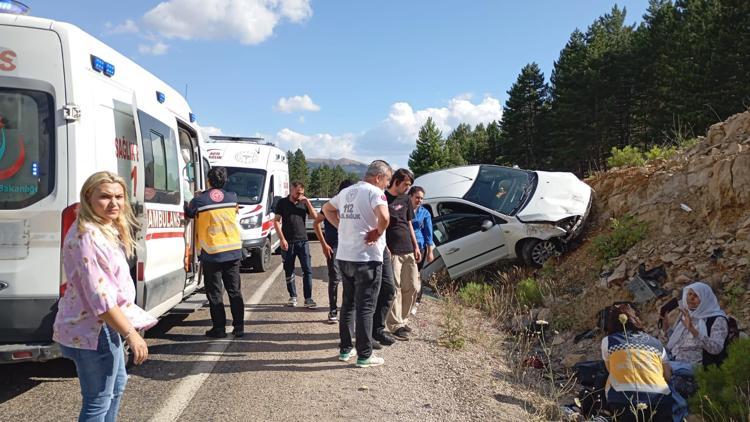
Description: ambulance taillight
59,203,80,296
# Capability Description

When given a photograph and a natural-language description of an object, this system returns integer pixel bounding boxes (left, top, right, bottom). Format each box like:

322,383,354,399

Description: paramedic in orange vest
185,167,245,338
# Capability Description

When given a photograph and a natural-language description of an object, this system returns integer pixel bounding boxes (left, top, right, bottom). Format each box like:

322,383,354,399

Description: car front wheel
521,239,557,268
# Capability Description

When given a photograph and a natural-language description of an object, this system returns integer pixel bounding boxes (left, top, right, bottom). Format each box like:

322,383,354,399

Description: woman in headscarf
664,282,729,420
665,281,729,370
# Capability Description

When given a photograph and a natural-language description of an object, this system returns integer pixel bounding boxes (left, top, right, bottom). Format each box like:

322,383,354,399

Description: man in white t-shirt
322,160,392,368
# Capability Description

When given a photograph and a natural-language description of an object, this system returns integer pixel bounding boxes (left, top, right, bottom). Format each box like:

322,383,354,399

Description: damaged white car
415,165,592,279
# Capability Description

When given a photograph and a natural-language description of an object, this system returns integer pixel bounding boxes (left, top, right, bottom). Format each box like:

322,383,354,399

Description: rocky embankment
544,110,750,368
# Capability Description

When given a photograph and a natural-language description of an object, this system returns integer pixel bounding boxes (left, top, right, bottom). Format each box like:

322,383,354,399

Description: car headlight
555,216,580,233
239,214,262,229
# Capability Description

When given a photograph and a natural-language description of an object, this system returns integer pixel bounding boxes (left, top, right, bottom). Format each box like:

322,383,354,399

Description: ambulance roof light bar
0,0,30,15
208,136,265,144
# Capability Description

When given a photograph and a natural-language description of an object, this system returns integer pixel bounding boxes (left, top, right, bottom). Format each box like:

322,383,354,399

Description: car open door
425,201,509,280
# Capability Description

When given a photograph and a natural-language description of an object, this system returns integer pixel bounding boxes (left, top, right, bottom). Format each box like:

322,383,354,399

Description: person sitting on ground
664,281,729,371
661,281,730,419
601,303,673,422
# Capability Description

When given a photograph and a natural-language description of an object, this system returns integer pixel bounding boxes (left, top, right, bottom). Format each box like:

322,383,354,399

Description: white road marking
149,265,283,422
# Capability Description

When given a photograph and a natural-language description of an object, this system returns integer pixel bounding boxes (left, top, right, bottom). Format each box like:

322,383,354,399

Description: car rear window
0,88,55,209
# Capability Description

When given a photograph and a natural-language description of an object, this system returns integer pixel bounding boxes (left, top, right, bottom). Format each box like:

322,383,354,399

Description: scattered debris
626,264,668,303
680,203,693,212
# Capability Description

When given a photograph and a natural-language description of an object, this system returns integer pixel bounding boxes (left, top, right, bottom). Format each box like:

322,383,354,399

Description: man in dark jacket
185,167,245,338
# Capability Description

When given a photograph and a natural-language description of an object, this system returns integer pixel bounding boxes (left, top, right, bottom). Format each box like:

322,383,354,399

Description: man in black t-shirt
274,181,318,308
378,168,421,342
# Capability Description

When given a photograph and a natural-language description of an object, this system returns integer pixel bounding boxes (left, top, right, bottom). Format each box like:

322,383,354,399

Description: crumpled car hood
517,171,592,222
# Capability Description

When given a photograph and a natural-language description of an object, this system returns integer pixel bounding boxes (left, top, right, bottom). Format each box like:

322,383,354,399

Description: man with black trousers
185,167,245,338
312,179,355,323
323,160,392,368
274,181,318,308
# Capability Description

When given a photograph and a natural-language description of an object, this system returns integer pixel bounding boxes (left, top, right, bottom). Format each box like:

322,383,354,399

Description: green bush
439,300,466,350
592,216,648,262
645,145,678,161
607,145,645,168
458,282,494,310
516,277,544,308
689,338,750,421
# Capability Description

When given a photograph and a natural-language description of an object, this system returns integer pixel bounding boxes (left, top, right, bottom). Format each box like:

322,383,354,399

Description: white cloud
138,41,169,56
274,95,320,113
105,19,140,34
142,0,312,45
354,95,503,166
197,95,501,168
274,94,503,168
274,129,355,159
200,125,224,140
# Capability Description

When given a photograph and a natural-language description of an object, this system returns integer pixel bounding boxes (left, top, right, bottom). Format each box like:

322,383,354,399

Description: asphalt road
0,241,524,421
0,242,339,421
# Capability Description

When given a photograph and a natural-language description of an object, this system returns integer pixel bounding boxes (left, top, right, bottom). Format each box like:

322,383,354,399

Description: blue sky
28,0,649,167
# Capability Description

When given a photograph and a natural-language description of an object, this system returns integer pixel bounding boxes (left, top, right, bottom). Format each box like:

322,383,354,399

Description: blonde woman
53,171,156,422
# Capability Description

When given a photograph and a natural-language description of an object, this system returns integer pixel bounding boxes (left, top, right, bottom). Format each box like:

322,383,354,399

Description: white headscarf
666,281,725,351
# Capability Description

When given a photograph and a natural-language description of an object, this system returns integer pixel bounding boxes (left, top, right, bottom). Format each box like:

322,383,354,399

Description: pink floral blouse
53,222,157,350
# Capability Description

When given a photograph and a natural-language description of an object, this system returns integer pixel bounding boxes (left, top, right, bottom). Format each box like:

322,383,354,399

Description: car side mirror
480,219,494,232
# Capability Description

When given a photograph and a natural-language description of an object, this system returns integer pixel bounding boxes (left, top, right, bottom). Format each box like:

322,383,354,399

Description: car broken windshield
463,165,535,216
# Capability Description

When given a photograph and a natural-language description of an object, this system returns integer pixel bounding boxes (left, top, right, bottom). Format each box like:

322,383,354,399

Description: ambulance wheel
251,239,272,273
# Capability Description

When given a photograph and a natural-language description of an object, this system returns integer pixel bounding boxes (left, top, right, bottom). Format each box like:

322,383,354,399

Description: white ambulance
0,5,207,363
204,136,289,272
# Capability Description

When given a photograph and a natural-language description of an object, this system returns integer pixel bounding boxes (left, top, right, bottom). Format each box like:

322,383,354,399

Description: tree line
409,0,750,177
286,149,360,198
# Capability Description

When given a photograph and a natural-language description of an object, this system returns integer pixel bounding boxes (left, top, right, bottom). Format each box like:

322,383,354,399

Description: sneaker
392,327,410,341
205,328,227,339
373,332,396,346
372,340,383,350
356,355,385,368
338,349,357,362
304,298,317,309
287,297,297,307
402,325,413,333
232,327,244,338
327,310,338,323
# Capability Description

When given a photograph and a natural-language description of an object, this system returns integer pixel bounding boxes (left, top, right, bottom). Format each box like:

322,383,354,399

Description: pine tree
548,29,593,172
486,121,504,165
289,149,308,187
468,123,489,165
445,125,468,167
408,117,447,177
500,63,549,169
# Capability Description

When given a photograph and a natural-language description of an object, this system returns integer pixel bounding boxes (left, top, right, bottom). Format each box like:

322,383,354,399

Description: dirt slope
544,110,750,366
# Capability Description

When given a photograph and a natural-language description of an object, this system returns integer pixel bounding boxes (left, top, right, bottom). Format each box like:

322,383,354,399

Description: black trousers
337,260,382,359
326,247,341,311
373,249,396,337
203,259,244,330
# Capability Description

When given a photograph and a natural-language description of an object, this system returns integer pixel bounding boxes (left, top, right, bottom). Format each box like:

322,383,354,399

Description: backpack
702,314,741,368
